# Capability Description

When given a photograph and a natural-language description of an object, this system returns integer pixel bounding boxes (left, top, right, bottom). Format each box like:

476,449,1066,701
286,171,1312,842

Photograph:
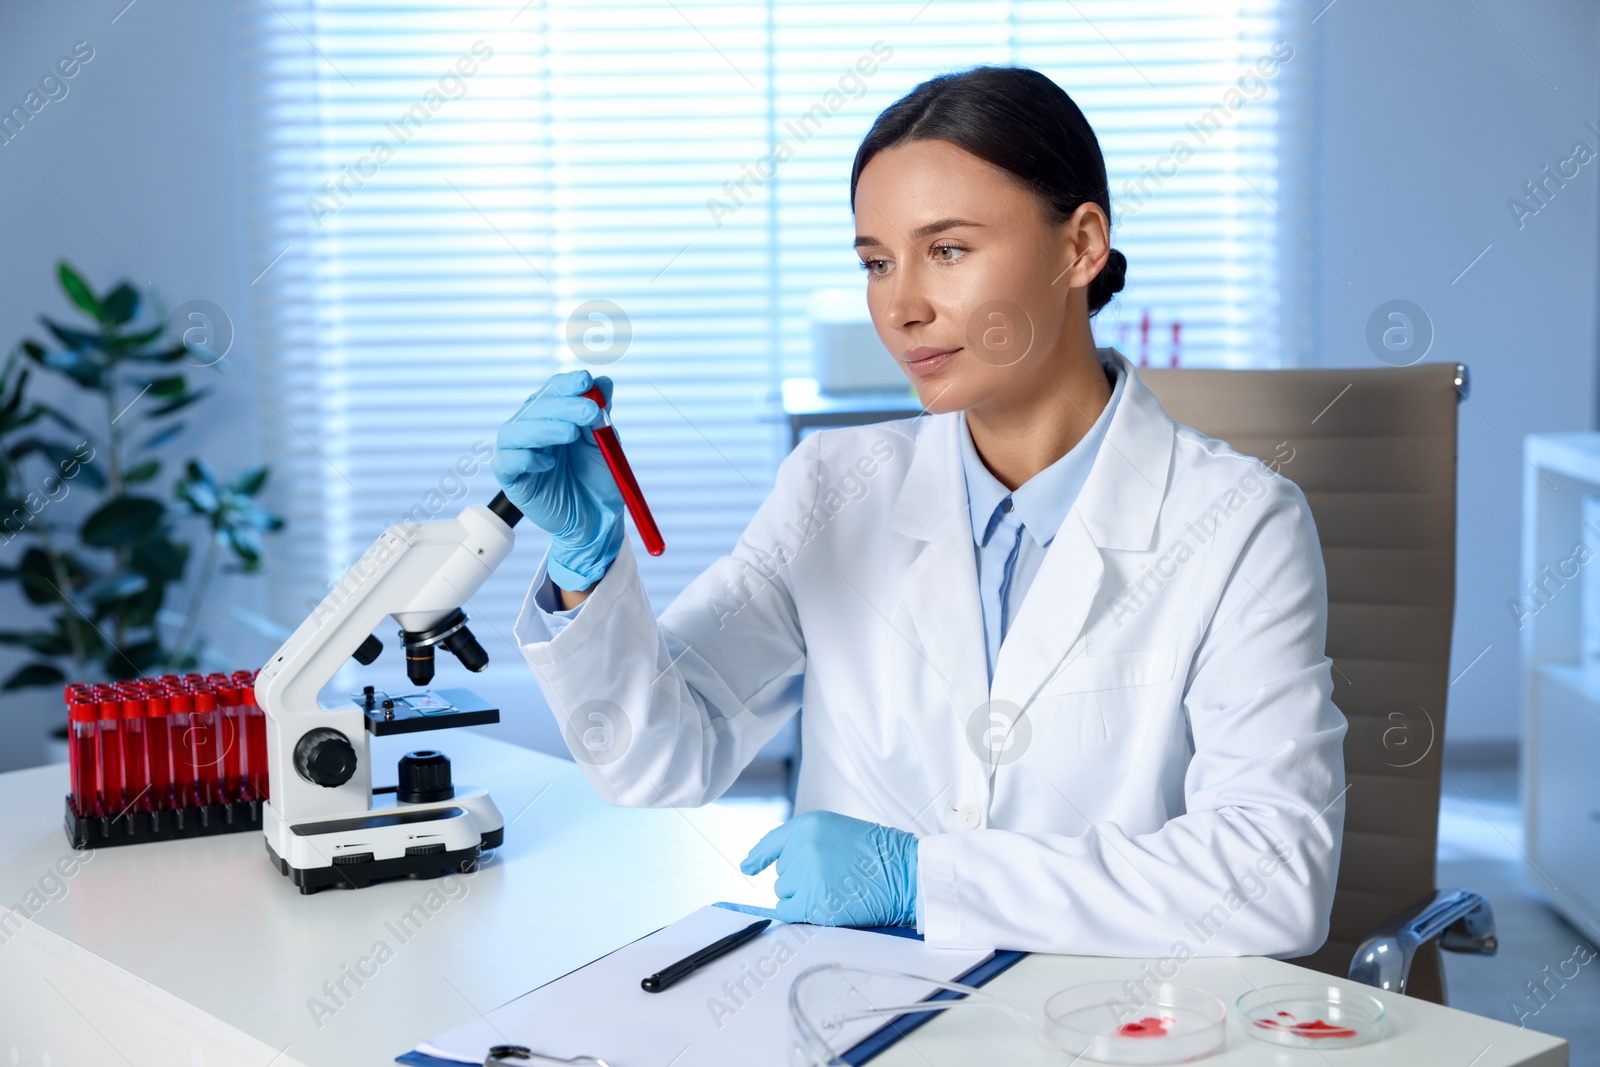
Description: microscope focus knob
294,728,358,788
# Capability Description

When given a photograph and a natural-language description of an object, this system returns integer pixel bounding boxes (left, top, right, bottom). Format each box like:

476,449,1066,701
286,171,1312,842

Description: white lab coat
514,347,1347,958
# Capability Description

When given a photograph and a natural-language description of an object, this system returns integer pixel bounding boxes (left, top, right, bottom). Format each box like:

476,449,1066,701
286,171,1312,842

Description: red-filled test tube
243,684,267,801
145,693,173,811
69,701,98,818
120,697,151,812
191,688,221,806
219,686,244,801
580,385,664,556
96,698,123,818
168,689,198,808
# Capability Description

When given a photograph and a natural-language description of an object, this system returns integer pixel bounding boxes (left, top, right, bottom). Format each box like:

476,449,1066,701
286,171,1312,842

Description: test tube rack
63,669,270,850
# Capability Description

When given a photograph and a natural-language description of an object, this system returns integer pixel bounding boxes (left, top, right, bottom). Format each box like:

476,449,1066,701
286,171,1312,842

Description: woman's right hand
492,369,625,591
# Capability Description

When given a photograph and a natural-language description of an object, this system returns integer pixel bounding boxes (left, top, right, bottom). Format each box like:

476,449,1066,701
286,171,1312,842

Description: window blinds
239,0,1313,652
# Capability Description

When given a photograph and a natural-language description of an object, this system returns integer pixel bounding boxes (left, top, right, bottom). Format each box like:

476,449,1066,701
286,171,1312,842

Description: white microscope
256,492,525,893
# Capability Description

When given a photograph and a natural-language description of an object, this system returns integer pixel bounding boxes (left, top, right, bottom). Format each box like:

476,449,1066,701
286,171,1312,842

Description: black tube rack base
64,795,264,850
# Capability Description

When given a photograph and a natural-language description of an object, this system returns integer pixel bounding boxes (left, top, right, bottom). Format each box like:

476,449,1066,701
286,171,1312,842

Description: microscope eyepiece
487,491,523,529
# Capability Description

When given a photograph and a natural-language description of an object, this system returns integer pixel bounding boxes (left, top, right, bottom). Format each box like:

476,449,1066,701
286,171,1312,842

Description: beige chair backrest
1140,362,1461,1002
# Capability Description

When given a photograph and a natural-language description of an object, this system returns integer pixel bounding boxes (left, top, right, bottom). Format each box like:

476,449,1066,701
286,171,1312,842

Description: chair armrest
1348,887,1497,994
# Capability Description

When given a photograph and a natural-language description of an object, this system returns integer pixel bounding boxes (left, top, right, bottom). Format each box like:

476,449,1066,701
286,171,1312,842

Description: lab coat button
956,803,981,830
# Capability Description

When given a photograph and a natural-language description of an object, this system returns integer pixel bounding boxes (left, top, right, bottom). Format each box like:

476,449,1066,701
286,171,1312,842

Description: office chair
1142,360,1493,1004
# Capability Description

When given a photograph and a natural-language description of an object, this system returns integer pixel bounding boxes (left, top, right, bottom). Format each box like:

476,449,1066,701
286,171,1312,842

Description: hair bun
1088,247,1126,315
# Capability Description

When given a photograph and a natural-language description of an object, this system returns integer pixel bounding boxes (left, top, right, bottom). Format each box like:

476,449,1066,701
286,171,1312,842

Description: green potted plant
0,261,285,742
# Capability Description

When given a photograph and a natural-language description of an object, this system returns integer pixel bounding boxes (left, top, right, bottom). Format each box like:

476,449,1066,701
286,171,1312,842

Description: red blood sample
192,688,221,805
120,697,151,812
168,690,198,808
145,694,173,811
69,701,99,818
1115,1016,1172,1038
96,699,123,817
243,685,267,800
219,686,244,801
1253,1013,1359,1040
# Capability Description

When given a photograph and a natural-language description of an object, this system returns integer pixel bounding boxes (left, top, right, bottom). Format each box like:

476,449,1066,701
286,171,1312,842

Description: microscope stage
352,686,500,735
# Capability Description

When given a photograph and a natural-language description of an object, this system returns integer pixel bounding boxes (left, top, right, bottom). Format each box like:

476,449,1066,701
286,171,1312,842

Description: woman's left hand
739,810,919,927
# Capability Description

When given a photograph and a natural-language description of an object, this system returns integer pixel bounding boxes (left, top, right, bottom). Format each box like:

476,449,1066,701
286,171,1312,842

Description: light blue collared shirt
534,564,585,628
958,351,1124,685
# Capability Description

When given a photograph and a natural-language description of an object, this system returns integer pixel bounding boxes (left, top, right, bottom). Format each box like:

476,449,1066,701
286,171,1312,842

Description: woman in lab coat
494,65,1347,957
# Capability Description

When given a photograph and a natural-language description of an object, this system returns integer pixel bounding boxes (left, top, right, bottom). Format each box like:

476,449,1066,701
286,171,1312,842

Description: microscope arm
255,497,520,823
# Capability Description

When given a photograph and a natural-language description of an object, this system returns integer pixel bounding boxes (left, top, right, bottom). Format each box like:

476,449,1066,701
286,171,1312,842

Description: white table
0,733,1568,1066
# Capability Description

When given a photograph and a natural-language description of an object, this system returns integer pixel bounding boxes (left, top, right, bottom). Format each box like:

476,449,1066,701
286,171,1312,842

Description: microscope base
263,786,504,895
266,827,501,894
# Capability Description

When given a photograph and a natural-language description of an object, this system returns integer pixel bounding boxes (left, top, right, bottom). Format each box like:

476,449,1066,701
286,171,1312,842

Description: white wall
1311,0,1600,745
0,1,262,769
0,0,1595,772
0,1,575,774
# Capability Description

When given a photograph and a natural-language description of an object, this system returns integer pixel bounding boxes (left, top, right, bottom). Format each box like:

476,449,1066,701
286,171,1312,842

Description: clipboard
397,901,1028,1066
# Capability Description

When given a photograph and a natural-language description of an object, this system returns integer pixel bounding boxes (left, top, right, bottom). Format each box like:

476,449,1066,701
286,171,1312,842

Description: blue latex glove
739,810,919,927
491,369,625,590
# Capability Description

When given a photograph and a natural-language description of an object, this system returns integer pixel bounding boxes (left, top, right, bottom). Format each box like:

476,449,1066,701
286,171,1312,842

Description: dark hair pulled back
850,65,1126,316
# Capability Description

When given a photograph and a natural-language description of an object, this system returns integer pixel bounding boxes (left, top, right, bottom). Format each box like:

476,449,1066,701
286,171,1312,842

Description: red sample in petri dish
1253,1013,1359,1040
1115,1016,1173,1038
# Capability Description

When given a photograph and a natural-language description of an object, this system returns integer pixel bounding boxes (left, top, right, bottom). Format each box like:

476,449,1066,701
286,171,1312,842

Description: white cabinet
1522,435,1600,933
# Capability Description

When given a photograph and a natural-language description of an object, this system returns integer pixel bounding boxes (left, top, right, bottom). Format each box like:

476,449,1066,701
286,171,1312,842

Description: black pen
640,919,772,993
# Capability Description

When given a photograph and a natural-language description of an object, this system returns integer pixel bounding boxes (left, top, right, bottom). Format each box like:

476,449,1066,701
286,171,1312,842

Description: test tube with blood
242,684,267,800
69,701,99,818
96,698,123,817
219,685,244,800
145,692,173,811
120,696,151,812
580,385,665,556
168,689,198,807
191,687,221,805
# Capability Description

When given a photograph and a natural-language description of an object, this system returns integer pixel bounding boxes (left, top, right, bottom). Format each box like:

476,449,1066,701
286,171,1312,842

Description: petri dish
1235,983,1386,1050
1045,981,1227,1064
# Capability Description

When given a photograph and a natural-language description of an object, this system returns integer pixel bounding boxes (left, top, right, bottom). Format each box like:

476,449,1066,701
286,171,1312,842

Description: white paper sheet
412,905,991,1066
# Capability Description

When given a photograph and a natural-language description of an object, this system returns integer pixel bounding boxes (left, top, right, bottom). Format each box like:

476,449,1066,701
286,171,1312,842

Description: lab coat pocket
1036,646,1178,696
